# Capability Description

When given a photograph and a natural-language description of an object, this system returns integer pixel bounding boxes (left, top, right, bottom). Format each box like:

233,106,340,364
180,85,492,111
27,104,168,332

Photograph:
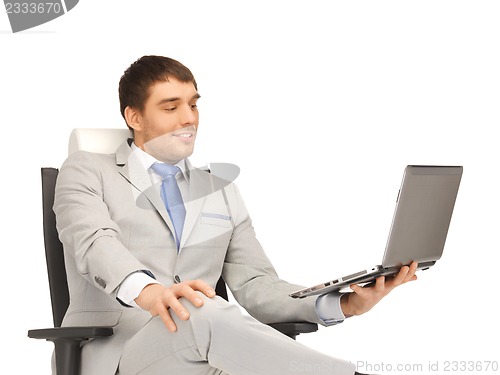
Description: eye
164,106,176,112
190,104,198,109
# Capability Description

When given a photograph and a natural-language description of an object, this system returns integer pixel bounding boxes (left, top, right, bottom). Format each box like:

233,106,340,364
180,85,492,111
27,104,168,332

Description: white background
1,1,499,374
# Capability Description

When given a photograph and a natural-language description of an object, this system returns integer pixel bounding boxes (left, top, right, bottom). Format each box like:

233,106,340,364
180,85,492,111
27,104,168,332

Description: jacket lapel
180,160,208,249
115,140,177,237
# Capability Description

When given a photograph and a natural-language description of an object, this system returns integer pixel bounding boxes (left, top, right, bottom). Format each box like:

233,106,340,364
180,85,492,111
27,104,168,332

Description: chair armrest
28,326,114,340
268,322,318,340
28,326,114,375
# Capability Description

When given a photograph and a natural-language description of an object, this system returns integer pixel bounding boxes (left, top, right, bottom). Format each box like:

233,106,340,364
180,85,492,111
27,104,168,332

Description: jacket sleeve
54,151,149,296
221,183,325,326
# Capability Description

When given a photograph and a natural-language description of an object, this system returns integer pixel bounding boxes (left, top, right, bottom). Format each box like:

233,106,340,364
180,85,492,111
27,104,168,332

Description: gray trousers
117,294,355,375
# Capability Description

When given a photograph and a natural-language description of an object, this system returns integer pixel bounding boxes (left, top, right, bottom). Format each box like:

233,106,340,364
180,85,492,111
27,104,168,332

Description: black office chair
28,167,114,375
28,129,318,375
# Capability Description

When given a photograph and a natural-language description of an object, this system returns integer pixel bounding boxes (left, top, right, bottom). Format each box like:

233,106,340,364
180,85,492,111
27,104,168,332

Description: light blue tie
150,162,186,250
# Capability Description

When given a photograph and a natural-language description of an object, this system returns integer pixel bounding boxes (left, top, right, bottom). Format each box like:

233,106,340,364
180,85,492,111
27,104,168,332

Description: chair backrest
42,129,131,326
68,128,131,155
41,167,67,327
42,129,228,327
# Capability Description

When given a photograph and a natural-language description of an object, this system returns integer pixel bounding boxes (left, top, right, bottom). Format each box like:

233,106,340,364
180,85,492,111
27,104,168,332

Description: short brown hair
118,56,197,130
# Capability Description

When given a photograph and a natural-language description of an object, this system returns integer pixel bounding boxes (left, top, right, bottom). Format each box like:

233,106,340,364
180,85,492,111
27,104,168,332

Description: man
54,55,417,375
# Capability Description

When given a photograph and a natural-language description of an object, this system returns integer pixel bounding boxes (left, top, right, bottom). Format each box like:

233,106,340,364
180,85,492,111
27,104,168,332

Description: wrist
340,293,354,317
135,283,165,311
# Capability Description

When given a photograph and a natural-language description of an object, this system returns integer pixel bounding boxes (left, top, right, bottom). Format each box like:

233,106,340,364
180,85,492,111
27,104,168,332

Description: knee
185,293,227,320
185,293,246,331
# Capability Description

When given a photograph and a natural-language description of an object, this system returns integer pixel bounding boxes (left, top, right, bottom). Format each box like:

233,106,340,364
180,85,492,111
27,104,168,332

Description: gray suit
54,140,355,375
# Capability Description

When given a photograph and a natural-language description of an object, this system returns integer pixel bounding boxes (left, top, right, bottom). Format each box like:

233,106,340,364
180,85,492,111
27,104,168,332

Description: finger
188,279,216,298
157,305,177,332
350,283,364,295
391,265,410,286
374,275,386,291
405,262,418,281
165,293,191,321
397,262,417,284
175,284,205,308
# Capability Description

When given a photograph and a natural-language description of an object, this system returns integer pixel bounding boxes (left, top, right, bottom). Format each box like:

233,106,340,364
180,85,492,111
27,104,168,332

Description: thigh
118,302,222,375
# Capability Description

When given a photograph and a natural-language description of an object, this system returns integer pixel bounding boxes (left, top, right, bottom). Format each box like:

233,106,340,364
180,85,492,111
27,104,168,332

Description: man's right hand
135,279,216,332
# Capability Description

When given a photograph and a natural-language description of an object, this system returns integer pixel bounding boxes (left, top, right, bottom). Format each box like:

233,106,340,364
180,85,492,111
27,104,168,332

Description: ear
124,106,143,132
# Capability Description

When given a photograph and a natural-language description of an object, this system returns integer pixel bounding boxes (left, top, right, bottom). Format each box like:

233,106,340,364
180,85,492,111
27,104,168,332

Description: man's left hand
340,261,418,317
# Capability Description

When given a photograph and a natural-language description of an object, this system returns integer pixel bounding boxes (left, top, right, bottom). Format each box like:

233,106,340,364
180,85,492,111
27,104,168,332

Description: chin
156,148,195,165
144,139,195,163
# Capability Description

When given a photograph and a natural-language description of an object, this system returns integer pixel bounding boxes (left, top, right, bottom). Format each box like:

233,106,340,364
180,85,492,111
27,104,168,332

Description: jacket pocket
200,212,232,228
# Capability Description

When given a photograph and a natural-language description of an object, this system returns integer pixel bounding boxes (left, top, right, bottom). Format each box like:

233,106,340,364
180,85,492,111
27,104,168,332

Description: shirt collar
130,141,189,182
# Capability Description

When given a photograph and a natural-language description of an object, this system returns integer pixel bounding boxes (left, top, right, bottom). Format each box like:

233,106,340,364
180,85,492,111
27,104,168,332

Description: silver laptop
289,165,463,299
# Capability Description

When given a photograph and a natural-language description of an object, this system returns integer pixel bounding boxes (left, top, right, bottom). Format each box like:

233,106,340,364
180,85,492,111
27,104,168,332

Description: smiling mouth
173,132,195,142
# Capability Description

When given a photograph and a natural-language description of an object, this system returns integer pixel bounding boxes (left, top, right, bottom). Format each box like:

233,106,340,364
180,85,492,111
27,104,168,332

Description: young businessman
54,55,417,375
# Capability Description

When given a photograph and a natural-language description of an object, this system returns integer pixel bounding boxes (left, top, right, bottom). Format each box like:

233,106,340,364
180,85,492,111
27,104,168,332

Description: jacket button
174,275,182,284
94,276,107,289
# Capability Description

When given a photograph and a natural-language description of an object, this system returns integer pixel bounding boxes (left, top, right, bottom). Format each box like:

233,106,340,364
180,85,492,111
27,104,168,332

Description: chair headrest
68,128,131,156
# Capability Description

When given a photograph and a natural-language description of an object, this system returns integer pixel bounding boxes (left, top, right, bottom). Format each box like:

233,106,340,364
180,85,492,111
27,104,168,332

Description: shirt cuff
315,292,347,326
116,270,162,308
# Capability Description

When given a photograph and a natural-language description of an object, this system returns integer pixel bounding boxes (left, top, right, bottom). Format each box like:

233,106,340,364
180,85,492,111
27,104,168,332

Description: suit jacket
54,139,323,374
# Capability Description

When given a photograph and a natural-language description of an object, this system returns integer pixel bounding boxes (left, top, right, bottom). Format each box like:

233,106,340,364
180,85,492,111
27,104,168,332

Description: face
126,78,200,164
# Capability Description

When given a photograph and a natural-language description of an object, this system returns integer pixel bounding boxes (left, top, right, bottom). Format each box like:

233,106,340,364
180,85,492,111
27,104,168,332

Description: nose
179,103,198,127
